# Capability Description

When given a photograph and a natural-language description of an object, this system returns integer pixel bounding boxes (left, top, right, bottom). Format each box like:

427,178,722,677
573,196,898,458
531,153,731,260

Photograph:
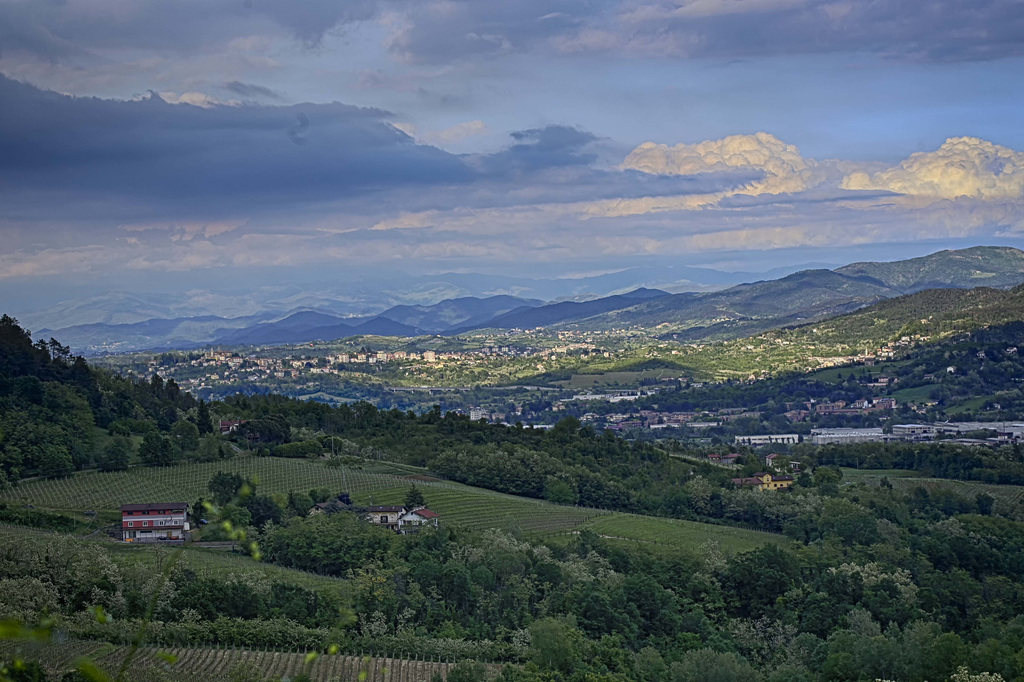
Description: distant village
121,341,620,395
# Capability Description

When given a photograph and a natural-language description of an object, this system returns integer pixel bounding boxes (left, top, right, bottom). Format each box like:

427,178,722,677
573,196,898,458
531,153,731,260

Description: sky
2,0,1024,312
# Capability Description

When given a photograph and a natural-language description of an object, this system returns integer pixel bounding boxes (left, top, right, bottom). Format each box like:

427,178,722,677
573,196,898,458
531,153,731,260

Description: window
128,522,133,527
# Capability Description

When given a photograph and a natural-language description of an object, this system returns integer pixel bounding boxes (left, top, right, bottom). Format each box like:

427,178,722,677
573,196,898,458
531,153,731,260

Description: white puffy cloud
624,132,808,176
842,137,1024,200
622,132,835,195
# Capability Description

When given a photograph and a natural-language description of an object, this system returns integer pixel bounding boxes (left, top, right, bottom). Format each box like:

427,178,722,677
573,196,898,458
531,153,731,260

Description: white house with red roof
398,507,440,533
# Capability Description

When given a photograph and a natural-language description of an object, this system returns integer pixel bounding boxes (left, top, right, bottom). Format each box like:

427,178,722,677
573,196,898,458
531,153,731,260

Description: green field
0,457,607,540
0,457,781,555
582,513,783,555
555,369,683,389
839,471,1024,509
0,638,476,682
891,384,939,402
885,478,1024,508
840,468,920,482
945,395,994,415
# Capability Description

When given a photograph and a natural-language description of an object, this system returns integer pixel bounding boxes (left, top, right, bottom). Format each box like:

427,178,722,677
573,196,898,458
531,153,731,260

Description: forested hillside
0,314,208,482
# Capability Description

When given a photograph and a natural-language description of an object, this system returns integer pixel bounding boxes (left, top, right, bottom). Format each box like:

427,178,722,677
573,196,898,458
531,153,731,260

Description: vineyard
0,638,484,682
0,457,608,540
886,476,1024,508
0,457,788,554
582,513,783,554
837,469,1024,510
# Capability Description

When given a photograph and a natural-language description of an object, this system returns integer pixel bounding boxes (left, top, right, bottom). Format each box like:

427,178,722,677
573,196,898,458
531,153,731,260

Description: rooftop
120,502,187,512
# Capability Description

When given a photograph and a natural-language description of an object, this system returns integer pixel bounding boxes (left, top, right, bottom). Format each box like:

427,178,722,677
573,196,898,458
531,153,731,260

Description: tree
138,432,175,467
195,399,214,435
670,649,763,682
2,659,49,682
208,471,245,506
245,494,283,527
543,476,578,505
814,467,842,496
170,419,200,453
98,436,132,472
529,618,580,674
196,434,228,462
445,660,489,682
404,485,426,509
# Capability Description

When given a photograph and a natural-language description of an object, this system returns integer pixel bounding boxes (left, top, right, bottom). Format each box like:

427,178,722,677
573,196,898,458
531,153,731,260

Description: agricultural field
0,638,480,682
890,384,939,402
840,472,1024,509
0,456,784,555
0,457,608,540
555,369,683,389
581,513,784,555
839,468,920,482
944,395,996,414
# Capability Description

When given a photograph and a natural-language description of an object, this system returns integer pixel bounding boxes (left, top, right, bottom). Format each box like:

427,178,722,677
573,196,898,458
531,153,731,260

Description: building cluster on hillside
572,407,768,431
133,340,623,393
120,499,441,543
309,498,440,534
731,472,795,491
732,422,1024,448
784,397,898,422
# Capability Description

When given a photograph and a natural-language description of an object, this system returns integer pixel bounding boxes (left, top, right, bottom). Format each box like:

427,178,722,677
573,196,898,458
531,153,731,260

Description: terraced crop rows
585,513,783,554
0,457,609,537
2,639,481,682
0,458,782,555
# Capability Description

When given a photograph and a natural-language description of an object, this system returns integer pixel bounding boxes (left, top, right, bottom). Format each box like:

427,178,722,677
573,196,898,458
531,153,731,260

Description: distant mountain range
17,262,823,332
30,246,1024,354
546,246,1024,340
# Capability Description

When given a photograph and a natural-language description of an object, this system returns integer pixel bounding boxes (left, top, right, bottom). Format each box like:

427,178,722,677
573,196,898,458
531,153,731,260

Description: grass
891,384,939,402
841,474,1024,510
885,478,1024,508
945,395,993,415
0,638,479,682
555,369,683,389
89,426,145,466
840,468,920,482
581,513,783,555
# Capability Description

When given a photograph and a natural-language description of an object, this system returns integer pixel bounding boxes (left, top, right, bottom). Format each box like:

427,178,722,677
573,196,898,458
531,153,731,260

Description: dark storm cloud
390,0,1024,63
385,0,599,62
0,77,731,225
0,0,386,61
0,2,79,62
474,125,600,175
4,0,1019,67
0,75,470,217
223,81,283,101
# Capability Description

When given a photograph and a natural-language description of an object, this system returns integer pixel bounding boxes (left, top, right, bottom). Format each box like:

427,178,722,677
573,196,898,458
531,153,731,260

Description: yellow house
731,472,795,491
